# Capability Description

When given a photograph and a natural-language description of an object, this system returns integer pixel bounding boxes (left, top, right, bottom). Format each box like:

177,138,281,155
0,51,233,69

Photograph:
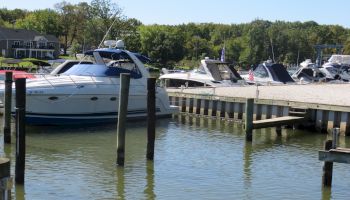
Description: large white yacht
2,40,177,125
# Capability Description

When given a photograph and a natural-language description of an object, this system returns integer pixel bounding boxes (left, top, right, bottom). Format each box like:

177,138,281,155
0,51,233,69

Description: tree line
1,0,350,69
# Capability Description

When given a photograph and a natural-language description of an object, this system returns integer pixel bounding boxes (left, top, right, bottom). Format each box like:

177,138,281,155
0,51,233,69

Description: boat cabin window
253,65,269,78
325,67,338,75
165,79,208,87
56,61,93,74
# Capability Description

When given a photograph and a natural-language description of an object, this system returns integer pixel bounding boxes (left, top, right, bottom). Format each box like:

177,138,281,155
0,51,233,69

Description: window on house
13,41,20,47
26,42,33,48
39,42,46,48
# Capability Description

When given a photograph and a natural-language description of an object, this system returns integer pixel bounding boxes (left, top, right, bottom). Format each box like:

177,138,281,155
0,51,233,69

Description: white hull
1,44,177,125
10,76,175,125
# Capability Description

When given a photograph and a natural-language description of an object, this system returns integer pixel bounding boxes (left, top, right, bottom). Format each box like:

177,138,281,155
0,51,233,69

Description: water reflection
322,186,332,200
144,161,155,200
243,141,252,186
14,184,24,200
116,166,125,200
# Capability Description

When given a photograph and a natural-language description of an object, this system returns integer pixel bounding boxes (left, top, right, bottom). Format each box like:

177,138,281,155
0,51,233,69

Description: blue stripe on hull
26,116,119,125
23,108,164,125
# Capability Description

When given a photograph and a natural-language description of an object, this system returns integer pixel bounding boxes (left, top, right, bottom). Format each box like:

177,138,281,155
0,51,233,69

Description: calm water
1,115,350,200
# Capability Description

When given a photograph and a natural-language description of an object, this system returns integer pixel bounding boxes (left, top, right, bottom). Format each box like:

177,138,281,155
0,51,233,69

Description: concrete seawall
166,83,350,135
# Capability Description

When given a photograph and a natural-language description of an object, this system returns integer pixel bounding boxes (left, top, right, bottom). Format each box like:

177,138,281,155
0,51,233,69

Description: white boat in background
319,55,350,82
1,40,177,125
291,59,327,83
159,58,246,88
241,60,295,85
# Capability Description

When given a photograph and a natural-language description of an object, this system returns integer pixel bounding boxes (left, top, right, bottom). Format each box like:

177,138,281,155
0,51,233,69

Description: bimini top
62,48,143,79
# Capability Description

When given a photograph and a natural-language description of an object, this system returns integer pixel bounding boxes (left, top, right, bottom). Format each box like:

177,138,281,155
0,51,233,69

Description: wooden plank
331,148,350,153
253,116,305,129
319,149,350,164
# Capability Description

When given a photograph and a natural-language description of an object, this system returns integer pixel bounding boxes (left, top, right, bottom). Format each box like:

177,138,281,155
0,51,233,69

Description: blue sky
1,0,349,27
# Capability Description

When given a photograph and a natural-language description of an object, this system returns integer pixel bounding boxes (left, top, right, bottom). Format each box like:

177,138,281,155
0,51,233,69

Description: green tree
55,2,89,55
16,9,60,36
139,25,185,68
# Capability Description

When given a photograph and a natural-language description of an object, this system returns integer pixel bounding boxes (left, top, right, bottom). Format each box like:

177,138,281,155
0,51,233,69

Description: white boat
159,58,246,88
1,40,177,125
319,55,350,82
241,60,295,85
291,59,327,83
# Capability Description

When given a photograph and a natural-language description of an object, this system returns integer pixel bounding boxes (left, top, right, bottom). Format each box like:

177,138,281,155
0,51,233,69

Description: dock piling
244,98,254,141
3,72,13,144
147,78,156,160
322,139,333,187
15,78,26,184
332,128,339,149
116,74,130,166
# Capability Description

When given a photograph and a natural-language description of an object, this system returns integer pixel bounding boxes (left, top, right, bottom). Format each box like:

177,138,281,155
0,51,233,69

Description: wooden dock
319,148,350,164
166,83,350,136
253,116,305,129
318,128,350,187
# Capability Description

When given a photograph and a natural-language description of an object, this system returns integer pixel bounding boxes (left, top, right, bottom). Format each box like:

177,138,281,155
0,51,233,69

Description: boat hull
7,76,176,125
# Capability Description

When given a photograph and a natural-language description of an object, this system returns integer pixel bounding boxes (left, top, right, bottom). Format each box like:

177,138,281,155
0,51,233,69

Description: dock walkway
166,83,350,135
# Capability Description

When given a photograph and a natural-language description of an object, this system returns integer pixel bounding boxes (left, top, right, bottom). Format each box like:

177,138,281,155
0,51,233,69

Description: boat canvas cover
265,63,294,83
206,62,243,81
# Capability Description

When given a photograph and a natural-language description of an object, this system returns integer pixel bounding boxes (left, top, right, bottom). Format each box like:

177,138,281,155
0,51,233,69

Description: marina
1,1,350,198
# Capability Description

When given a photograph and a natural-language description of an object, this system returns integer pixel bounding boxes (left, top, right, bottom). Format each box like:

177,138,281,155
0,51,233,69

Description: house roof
0,26,59,42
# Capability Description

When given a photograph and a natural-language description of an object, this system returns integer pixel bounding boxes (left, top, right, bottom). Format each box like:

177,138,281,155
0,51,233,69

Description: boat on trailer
0,40,177,125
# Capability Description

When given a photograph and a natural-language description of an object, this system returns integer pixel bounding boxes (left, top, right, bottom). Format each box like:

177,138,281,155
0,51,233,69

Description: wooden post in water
147,78,156,160
3,72,13,144
0,158,11,199
245,98,254,141
15,78,26,184
332,128,339,149
322,139,333,187
116,74,130,166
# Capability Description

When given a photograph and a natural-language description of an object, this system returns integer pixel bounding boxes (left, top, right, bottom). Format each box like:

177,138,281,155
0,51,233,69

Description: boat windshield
62,49,142,78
